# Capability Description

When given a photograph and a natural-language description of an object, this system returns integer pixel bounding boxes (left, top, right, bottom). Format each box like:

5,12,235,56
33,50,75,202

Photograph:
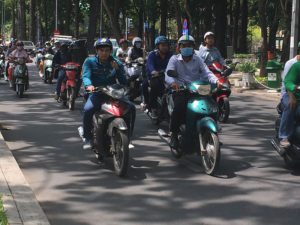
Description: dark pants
148,76,165,110
170,91,189,133
142,79,149,105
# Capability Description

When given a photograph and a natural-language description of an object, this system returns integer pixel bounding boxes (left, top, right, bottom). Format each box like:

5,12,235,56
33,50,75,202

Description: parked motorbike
208,62,233,123
158,75,221,175
126,57,145,101
59,62,80,110
79,84,136,177
8,57,30,97
271,103,300,169
41,53,54,84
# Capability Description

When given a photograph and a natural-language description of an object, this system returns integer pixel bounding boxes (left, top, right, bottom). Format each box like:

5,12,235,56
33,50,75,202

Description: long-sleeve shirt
281,56,298,97
9,49,30,61
284,61,300,102
197,44,225,66
82,55,127,88
146,50,172,78
165,54,218,86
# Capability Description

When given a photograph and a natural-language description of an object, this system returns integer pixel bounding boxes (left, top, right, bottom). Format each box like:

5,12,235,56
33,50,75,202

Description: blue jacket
82,55,127,87
146,50,172,78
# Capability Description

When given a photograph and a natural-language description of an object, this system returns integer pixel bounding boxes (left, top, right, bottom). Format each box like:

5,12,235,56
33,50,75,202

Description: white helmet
132,37,142,46
178,35,195,45
204,31,215,40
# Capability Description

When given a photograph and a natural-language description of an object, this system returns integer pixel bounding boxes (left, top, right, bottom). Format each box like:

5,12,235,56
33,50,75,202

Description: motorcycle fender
107,118,128,136
15,78,24,84
197,117,218,134
66,80,76,87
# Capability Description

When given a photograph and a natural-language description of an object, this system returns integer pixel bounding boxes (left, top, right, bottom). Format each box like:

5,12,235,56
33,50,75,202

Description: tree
258,0,268,76
18,0,27,39
240,0,248,53
87,0,100,52
215,0,227,56
103,0,122,40
160,0,168,35
30,0,37,42
232,0,240,52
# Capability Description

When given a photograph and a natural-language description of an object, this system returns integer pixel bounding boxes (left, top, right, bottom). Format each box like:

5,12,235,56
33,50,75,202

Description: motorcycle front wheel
67,87,76,110
218,97,230,123
112,130,129,177
17,84,25,98
199,130,220,175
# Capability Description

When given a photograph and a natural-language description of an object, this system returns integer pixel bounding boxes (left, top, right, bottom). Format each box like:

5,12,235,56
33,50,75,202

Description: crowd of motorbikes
0,38,299,178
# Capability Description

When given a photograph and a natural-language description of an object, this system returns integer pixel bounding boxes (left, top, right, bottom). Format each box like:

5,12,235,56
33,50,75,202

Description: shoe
150,109,158,119
170,132,179,149
83,139,93,150
140,102,147,111
280,139,291,149
54,94,59,101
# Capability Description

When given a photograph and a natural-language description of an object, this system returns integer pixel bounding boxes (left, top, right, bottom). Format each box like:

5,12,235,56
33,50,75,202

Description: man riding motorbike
53,43,72,100
279,57,300,148
39,42,55,76
116,39,129,62
144,35,172,118
8,41,31,88
81,38,128,151
165,35,221,149
126,37,145,62
198,31,225,66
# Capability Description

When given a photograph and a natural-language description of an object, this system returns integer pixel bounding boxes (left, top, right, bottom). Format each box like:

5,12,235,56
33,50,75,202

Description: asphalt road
0,63,300,225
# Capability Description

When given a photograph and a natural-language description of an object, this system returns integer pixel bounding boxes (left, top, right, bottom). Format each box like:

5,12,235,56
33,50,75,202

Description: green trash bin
266,60,283,89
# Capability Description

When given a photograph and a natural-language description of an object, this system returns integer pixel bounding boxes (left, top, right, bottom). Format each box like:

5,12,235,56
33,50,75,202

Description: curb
0,131,50,225
232,87,280,102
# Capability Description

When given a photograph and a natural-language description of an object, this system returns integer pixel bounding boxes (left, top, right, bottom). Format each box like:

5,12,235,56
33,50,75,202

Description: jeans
279,93,300,139
83,93,106,140
56,69,66,96
170,91,189,133
148,76,165,110
142,79,149,105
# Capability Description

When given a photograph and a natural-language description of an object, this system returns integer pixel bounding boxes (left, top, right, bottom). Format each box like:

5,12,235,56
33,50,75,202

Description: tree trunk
103,0,122,40
87,0,100,52
239,0,248,53
232,0,240,52
174,0,182,38
18,0,27,39
203,5,213,33
11,0,17,38
160,0,168,35
74,0,80,38
258,0,268,76
30,0,36,42
280,0,291,62
268,4,280,53
215,0,227,57
137,0,144,38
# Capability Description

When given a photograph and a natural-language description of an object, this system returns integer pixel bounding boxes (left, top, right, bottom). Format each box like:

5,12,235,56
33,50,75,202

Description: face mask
135,43,142,48
17,46,23,51
181,47,193,57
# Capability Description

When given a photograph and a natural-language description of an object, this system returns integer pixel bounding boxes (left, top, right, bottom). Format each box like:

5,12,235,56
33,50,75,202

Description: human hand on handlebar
170,82,180,91
86,85,95,92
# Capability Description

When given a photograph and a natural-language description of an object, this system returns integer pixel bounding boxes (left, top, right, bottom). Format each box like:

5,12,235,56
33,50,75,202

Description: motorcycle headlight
110,89,125,99
47,68,53,72
193,84,211,96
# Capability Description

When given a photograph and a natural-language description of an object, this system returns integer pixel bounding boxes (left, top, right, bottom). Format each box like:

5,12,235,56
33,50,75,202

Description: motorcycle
271,103,300,169
79,84,136,177
208,62,233,122
8,58,30,98
41,53,54,84
126,57,145,101
35,49,44,68
158,75,221,175
59,62,80,110
0,54,5,79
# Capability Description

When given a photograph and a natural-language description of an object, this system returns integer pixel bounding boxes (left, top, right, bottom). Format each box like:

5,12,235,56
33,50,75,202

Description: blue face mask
181,47,193,57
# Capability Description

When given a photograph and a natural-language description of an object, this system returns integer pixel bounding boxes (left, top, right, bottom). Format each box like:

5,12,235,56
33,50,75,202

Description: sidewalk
0,130,50,225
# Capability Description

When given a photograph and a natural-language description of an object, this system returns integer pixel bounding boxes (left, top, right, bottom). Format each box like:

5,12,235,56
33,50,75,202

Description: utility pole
55,0,58,30
100,0,103,37
125,17,128,40
290,0,299,58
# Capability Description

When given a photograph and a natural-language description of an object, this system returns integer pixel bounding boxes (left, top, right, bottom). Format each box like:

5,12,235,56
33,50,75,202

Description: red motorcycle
208,62,232,122
59,62,81,110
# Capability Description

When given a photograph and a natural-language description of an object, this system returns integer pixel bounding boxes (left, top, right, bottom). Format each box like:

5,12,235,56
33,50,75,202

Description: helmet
155,36,168,46
94,38,113,49
132,37,142,46
178,35,195,45
119,38,128,45
16,41,24,46
45,41,51,47
204,31,215,40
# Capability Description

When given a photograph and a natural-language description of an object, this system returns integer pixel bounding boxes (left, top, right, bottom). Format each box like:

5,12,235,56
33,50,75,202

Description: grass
0,196,8,225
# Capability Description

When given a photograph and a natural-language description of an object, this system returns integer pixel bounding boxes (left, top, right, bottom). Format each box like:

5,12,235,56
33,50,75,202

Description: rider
116,39,129,62
53,40,61,54
198,31,225,66
39,42,55,76
0,46,6,80
8,41,31,88
126,37,145,62
53,43,72,100
82,38,128,151
165,35,221,149
6,39,18,81
279,45,300,148
145,35,172,118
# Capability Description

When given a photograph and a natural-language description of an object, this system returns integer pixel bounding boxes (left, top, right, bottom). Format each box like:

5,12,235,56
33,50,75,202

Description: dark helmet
119,38,128,45
155,36,168,46
94,38,113,49
16,41,24,46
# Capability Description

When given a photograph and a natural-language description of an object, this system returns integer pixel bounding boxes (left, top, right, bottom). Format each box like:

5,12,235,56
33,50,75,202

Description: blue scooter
158,77,221,175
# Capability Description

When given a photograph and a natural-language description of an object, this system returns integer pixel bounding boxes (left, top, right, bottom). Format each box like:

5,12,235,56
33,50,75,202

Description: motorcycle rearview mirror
167,70,178,78
223,68,233,77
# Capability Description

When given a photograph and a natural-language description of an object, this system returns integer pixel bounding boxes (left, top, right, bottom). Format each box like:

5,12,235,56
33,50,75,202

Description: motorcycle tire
170,132,183,159
17,84,25,98
112,130,129,177
218,97,230,123
283,153,298,169
199,130,220,175
68,87,76,110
